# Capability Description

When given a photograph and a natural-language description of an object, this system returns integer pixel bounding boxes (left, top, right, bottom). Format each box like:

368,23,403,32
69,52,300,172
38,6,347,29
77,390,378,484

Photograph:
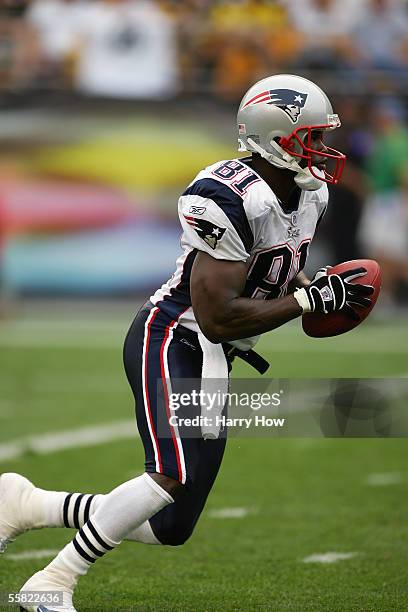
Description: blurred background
0,0,407,309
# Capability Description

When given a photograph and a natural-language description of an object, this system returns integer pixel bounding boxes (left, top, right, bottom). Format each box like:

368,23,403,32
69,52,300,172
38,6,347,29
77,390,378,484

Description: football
302,259,382,338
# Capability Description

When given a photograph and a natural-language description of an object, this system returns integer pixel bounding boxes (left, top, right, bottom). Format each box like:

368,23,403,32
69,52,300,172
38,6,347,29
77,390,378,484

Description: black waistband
224,346,270,375
142,301,269,375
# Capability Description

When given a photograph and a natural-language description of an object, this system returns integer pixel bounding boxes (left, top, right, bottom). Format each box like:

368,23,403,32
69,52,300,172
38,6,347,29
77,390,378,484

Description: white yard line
365,472,403,486
302,552,359,564
6,549,60,561
0,383,403,464
207,507,257,519
0,420,138,462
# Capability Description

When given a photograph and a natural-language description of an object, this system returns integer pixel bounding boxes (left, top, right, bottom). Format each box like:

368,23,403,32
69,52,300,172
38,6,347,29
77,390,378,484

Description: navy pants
123,302,228,545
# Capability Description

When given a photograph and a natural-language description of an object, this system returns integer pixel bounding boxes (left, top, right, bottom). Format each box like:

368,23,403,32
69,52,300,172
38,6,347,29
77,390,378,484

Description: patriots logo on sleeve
184,215,226,250
242,88,308,124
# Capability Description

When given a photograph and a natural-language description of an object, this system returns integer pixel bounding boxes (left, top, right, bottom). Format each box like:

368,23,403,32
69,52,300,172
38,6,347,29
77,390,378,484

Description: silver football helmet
237,74,346,190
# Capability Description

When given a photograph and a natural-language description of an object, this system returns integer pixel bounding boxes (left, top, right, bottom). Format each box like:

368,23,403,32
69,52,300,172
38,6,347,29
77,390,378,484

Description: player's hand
294,267,374,319
310,265,332,282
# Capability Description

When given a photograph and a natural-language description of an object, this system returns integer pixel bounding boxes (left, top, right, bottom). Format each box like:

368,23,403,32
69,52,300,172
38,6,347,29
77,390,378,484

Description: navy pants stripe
141,305,189,483
123,302,228,545
141,306,162,474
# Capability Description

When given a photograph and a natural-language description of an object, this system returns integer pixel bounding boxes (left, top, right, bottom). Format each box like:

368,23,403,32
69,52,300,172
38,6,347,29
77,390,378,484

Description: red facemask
279,124,346,185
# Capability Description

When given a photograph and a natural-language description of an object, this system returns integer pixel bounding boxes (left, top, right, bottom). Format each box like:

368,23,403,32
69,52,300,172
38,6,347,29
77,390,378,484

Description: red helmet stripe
242,90,271,109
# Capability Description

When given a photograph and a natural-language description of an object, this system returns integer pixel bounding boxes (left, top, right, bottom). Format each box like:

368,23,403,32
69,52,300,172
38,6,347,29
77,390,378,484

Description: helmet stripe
242,90,270,109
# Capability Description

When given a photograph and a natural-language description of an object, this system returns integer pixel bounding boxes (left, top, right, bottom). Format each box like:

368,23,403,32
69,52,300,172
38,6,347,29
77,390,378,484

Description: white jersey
150,157,328,349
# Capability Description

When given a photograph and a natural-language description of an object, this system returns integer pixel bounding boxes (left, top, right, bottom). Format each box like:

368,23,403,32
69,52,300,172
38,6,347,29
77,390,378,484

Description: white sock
126,519,161,544
19,488,66,529
30,489,98,529
30,488,161,544
91,473,172,542
91,494,161,544
45,474,172,581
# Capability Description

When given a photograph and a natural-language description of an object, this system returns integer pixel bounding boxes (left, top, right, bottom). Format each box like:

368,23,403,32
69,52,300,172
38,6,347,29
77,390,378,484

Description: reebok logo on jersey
184,215,226,250
189,206,206,215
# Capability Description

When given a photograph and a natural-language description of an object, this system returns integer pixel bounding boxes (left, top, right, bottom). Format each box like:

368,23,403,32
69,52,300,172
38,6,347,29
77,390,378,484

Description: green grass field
1,311,407,611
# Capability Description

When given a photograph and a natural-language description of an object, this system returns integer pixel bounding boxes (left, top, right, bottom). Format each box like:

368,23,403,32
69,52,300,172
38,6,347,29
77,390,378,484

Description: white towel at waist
198,332,229,440
228,334,261,352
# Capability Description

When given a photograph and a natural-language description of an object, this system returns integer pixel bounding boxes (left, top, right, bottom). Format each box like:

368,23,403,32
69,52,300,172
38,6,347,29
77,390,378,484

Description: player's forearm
199,294,302,343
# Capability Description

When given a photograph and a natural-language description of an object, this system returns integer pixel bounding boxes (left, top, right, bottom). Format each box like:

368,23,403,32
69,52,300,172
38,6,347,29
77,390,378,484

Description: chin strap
294,167,323,191
247,137,322,191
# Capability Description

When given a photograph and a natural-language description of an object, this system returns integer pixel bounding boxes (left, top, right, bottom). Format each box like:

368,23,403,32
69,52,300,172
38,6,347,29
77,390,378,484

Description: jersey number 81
245,240,311,300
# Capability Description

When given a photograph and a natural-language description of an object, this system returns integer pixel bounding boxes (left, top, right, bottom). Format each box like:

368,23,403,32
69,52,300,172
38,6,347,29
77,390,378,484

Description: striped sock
72,518,115,566
31,487,160,543
27,487,101,529
63,494,161,544
47,518,118,577
44,474,173,581
62,493,99,529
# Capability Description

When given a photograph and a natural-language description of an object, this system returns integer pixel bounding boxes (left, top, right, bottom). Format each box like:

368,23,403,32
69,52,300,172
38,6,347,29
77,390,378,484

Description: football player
0,74,373,611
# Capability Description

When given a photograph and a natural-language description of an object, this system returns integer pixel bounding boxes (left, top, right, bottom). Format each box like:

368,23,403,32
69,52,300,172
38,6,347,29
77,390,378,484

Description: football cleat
19,569,77,612
0,473,38,553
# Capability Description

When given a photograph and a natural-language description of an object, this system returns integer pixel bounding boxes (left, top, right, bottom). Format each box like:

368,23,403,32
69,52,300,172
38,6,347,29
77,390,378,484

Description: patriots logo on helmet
242,88,308,124
184,215,226,250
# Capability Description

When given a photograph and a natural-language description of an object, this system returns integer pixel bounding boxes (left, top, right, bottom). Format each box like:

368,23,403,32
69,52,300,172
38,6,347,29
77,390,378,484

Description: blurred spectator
284,0,366,39
26,0,86,88
351,0,408,72
157,0,213,95
324,98,370,263
359,97,408,304
191,0,293,101
0,0,29,16
366,98,408,192
0,0,41,92
27,0,85,62
73,0,179,99
210,0,287,30
283,0,367,69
